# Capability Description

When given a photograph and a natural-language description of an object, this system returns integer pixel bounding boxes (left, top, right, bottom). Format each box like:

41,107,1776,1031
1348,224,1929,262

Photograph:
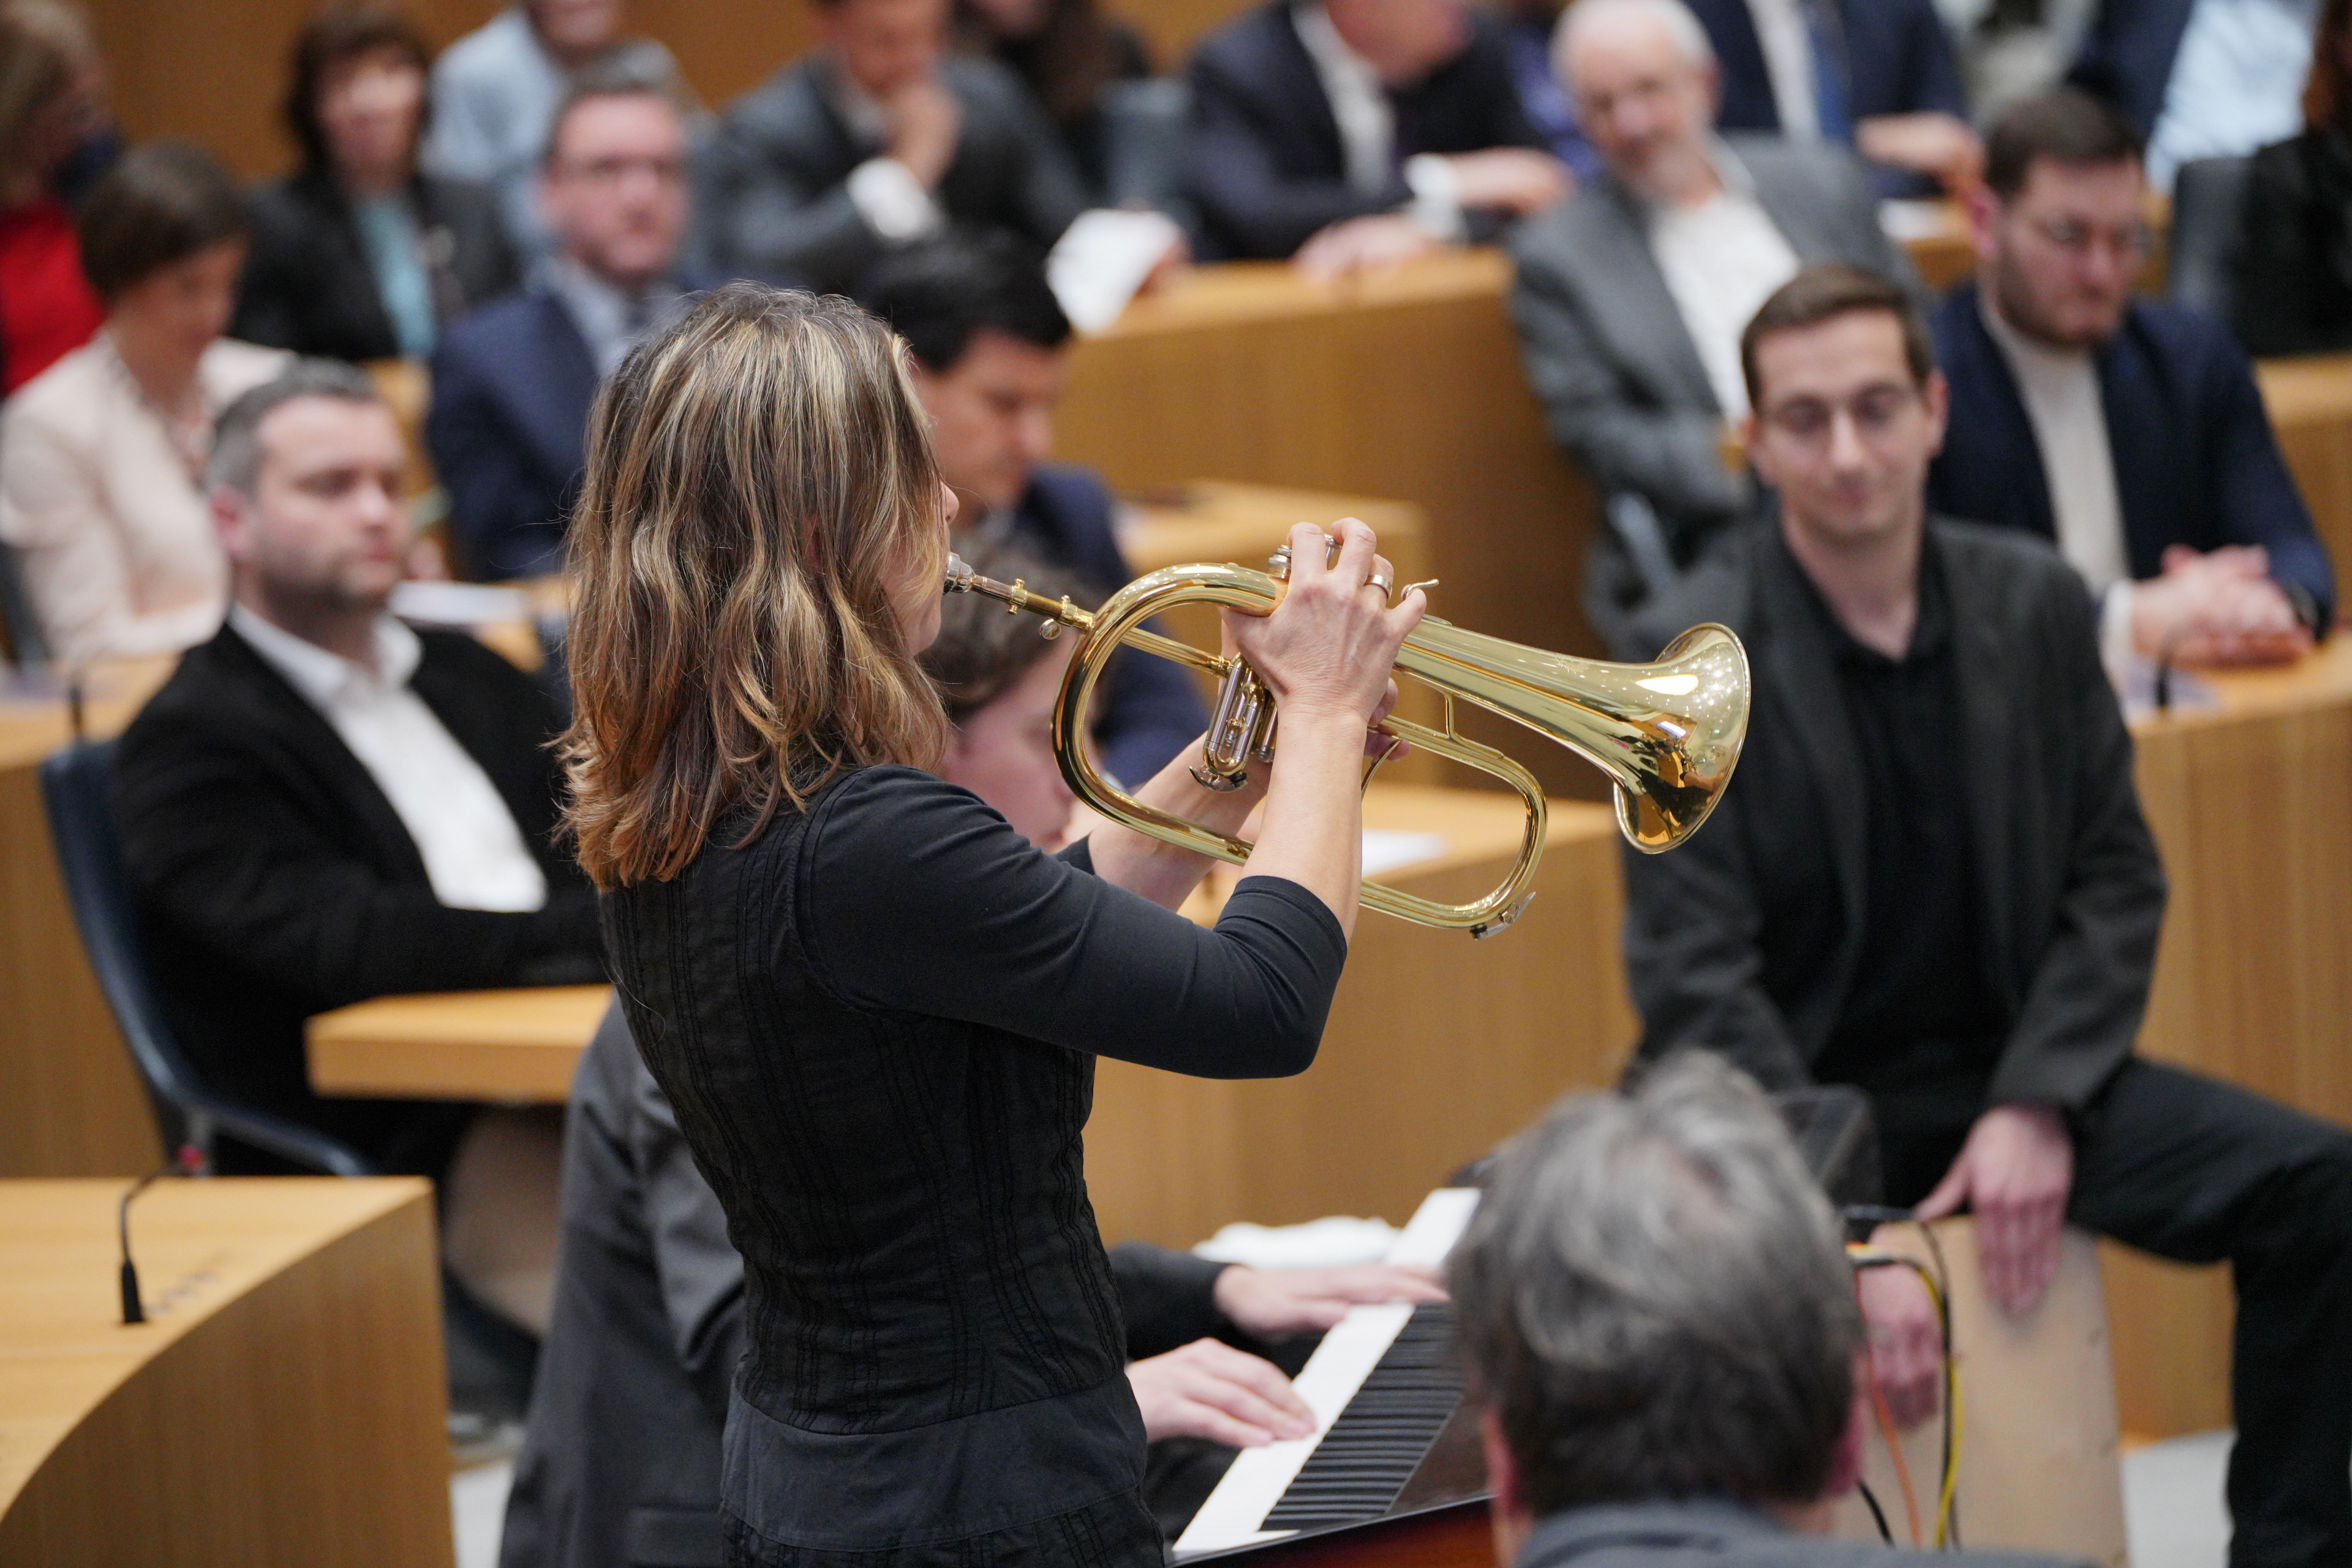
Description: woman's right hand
1226,519,1423,728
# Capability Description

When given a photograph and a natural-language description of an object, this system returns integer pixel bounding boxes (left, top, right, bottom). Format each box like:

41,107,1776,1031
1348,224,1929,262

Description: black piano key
1261,1305,1464,1531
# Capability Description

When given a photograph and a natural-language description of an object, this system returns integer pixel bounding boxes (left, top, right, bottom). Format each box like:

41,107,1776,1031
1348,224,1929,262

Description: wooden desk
0,1177,451,1567
309,984,612,1104
0,662,175,1180
2258,352,2352,589
2103,638,2352,1435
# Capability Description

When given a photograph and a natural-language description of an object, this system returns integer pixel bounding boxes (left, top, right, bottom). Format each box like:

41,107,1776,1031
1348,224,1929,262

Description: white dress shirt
229,605,549,914
1978,293,2139,665
2147,0,2316,193
541,254,689,379
1645,154,1801,418
1291,2,1466,238
1744,0,1823,141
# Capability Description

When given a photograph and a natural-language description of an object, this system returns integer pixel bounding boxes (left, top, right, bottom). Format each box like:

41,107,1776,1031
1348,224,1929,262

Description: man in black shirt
1621,263,2352,1568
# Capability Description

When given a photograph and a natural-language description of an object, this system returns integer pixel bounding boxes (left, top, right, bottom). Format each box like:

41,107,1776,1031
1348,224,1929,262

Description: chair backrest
37,739,371,1175
0,540,48,671
2168,155,2253,328
1099,77,1194,222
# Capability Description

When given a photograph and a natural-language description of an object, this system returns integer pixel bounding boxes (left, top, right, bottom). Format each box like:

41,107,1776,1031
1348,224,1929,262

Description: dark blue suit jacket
427,289,603,581
2067,0,2195,135
1927,282,2334,628
1681,0,1967,197
1008,464,1208,787
1183,0,1544,260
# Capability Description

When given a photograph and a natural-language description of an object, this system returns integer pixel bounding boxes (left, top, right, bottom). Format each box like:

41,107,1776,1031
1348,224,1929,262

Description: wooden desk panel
0,1177,450,1567
309,984,613,1104
2258,353,2352,592
0,662,175,1180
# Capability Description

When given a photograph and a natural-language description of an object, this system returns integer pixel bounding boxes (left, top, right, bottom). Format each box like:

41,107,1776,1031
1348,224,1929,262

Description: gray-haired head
206,358,385,497
1450,1052,1858,1515
1552,0,1715,87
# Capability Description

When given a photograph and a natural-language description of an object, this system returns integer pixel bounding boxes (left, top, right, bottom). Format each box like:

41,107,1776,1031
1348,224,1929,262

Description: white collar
229,601,423,709
1640,138,1760,215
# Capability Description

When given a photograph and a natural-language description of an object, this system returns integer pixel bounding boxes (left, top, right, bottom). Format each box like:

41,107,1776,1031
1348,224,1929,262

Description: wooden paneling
0,662,173,1179
311,982,609,1102
0,1177,450,1567
2259,352,2352,594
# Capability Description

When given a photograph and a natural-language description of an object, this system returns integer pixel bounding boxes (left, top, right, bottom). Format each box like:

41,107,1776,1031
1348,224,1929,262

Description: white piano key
1170,1189,1485,1558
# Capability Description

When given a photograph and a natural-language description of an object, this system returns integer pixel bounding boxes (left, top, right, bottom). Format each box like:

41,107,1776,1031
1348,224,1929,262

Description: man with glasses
428,62,713,581
1620,261,2352,1568
1928,88,2330,672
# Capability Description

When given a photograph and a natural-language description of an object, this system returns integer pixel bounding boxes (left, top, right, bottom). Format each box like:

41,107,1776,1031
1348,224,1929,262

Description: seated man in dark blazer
1679,0,1980,198
1928,89,2331,670
112,358,601,1174
1454,1054,2075,1568
428,65,710,581
1509,0,1921,656
1624,263,2352,1568
1183,0,1567,266
714,0,1086,295
2067,0,2311,192
857,235,1209,786
501,550,1443,1568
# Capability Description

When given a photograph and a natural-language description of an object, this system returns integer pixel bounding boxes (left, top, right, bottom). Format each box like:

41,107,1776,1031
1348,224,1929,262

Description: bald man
1506,0,1921,655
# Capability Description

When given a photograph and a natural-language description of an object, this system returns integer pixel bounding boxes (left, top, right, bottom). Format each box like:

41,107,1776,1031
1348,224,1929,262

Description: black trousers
1867,1058,2352,1568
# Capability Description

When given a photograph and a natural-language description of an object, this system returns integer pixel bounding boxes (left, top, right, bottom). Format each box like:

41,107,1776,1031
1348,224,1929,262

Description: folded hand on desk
2133,545,2313,667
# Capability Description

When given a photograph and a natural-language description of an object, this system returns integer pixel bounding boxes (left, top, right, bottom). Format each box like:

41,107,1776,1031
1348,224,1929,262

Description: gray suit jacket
714,54,1088,295
1514,1499,2079,1568
1507,140,1922,654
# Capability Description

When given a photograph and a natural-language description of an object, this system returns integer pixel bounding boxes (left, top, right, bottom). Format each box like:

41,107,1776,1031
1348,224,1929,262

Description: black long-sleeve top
601,764,1346,1564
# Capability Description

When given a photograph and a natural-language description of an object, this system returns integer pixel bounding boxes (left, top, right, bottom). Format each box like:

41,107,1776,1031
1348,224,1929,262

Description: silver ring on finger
1366,571,1395,600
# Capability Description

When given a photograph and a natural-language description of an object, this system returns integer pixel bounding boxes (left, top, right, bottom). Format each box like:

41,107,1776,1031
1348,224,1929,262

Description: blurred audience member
1509,0,1921,656
715,0,1086,295
2071,0,2314,192
1183,0,1567,269
0,141,285,669
499,544,1439,1568
233,2,517,363
428,0,678,263
1680,0,1981,197
858,236,1208,785
429,66,705,581
1929,89,2331,668
1499,0,1603,181
2237,0,2352,355
954,0,1151,199
0,0,113,395
112,363,601,1339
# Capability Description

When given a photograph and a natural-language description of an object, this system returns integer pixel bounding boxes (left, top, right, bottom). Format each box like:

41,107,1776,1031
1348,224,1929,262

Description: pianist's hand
1854,1256,1943,1430
1210,1264,1448,1338
1126,1340,1316,1446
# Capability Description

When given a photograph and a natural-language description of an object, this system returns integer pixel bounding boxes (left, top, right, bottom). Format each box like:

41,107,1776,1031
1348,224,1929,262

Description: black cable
1856,1478,1893,1545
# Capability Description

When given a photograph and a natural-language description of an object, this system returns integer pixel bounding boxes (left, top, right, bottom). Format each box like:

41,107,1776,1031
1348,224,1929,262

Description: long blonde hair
560,284,953,889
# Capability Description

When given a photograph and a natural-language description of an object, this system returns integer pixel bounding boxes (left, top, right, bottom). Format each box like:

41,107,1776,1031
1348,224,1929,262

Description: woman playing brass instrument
559,282,1423,1567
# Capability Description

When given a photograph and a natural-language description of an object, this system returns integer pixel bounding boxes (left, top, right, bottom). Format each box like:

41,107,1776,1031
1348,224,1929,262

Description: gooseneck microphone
118,1144,202,1326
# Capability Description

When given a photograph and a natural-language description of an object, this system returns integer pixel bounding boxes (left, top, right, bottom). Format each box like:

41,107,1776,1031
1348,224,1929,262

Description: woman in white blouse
0,140,288,670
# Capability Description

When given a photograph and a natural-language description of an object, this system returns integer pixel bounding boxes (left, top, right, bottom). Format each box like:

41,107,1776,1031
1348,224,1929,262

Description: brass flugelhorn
942,546,1749,938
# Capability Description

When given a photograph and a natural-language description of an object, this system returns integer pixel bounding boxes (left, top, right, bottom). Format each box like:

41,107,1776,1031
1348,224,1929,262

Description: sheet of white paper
389,580,529,628
1361,830,1448,878
1193,1216,1399,1270
1047,208,1182,334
